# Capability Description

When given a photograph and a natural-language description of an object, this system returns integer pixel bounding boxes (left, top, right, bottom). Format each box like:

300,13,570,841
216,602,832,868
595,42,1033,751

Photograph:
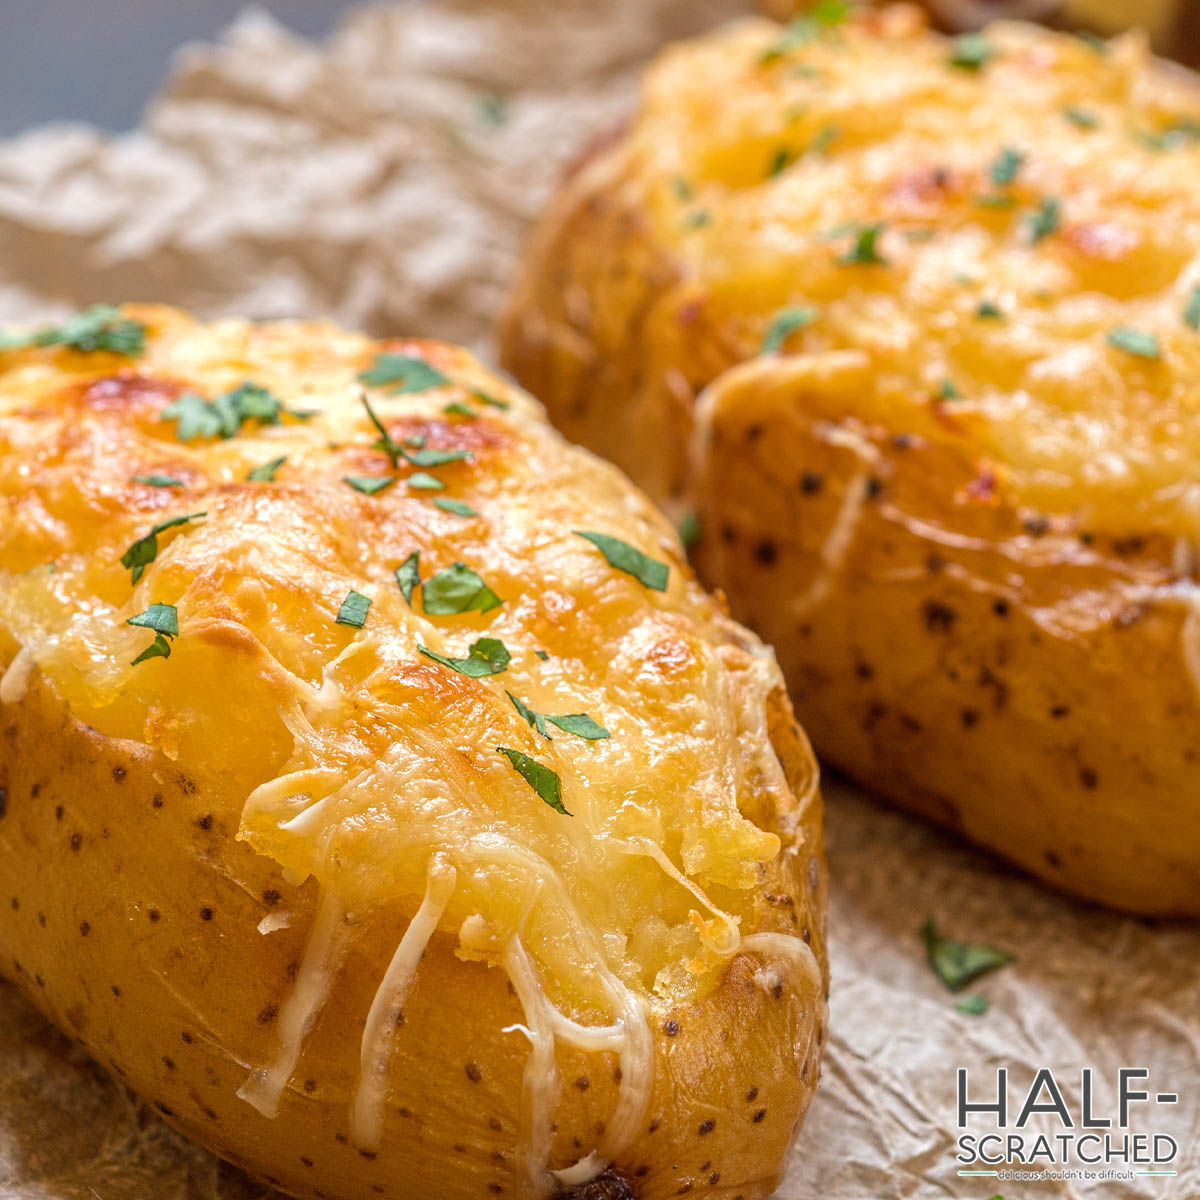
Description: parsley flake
938,379,963,401
131,474,184,488
1063,106,1099,129
496,746,570,815
922,917,1014,992
1025,196,1061,243
421,563,502,614
434,498,478,517
1185,286,1200,331
406,472,445,491
473,389,509,411
506,692,609,741
420,637,511,678
247,456,286,482
956,994,990,1016
358,353,451,394
395,552,421,606
120,513,206,585
162,382,307,442
1107,326,1160,359
344,475,397,496
127,603,179,666
761,305,818,354
948,33,993,71
336,590,372,628
444,400,477,418
989,146,1024,186
976,300,1003,319
836,222,887,265
574,531,669,591
759,1,847,64
1,306,147,356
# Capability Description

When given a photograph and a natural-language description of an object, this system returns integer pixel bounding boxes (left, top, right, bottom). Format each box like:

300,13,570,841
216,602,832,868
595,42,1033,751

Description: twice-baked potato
500,8,1200,915
0,305,827,1199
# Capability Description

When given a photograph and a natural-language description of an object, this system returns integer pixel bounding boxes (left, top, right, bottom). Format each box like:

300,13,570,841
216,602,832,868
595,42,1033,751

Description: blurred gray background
0,1,361,137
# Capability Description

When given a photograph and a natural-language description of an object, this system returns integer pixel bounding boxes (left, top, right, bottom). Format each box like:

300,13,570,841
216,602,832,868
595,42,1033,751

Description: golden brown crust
500,9,1200,915
0,306,826,1198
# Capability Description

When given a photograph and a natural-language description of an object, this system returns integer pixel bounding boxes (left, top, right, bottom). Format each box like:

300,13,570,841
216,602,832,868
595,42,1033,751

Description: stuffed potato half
500,8,1200,915
0,306,827,1200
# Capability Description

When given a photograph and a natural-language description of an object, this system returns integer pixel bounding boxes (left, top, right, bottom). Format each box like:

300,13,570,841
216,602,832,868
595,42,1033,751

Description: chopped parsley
678,510,701,551
975,300,1003,319
395,552,421,605
406,446,471,468
472,389,509,411
1063,106,1099,130
768,146,795,178
247,456,286,482
759,0,847,64
336,590,372,628
506,691,609,741
1024,196,1061,243
574,531,669,591
988,146,1024,186
0,305,146,356
344,474,397,496
421,563,502,614
127,603,179,666
357,394,471,470
131,474,184,488
1107,326,1160,359
922,917,1014,992
670,176,693,202
358,353,451,394
420,636,510,677
406,472,445,491
682,209,710,230
120,512,206,584
937,378,963,401
162,382,309,442
956,994,990,1016
496,746,569,815
836,222,887,265
806,124,838,156
434,497,478,517
1074,29,1108,53
975,193,1015,210
761,305,818,354
444,400,477,418
948,33,993,71
1185,286,1200,330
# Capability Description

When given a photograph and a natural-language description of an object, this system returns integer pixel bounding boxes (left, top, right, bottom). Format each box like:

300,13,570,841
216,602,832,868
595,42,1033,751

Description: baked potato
499,8,1200,915
0,305,827,1199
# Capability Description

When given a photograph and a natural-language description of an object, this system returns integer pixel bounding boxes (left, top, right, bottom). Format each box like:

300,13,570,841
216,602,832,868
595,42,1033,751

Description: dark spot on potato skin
753,1109,766,1123
196,814,213,830
753,540,778,567
698,1119,716,1136
69,832,83,851
1079,767,1099,790
663,1019,679,1037
258,1003,278,1024
0,786,6,819
800,471,823,495
465,1061,483,1083
112,766,126,783
1045,849,1063,868
922,600,956,632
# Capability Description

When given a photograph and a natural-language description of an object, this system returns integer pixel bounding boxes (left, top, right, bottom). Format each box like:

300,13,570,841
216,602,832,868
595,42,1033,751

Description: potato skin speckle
0,306,826,1199
501,10,1200,916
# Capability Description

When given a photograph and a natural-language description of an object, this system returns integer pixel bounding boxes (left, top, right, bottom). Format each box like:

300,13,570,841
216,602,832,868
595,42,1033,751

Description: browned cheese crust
500,7,1200,914
0,306,826,1199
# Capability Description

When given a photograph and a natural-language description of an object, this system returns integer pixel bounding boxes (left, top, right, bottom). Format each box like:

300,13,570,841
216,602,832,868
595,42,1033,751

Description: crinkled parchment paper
0,3,1197,1198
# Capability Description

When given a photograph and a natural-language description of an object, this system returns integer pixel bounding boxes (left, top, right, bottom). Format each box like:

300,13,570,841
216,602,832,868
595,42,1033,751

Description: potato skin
692,359,1200,916
0,307,826,1199
500,10,1200,916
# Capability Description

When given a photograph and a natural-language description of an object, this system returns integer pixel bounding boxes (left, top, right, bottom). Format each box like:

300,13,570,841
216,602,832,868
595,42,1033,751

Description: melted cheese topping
630,9,1200,537
0,306,806,1178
